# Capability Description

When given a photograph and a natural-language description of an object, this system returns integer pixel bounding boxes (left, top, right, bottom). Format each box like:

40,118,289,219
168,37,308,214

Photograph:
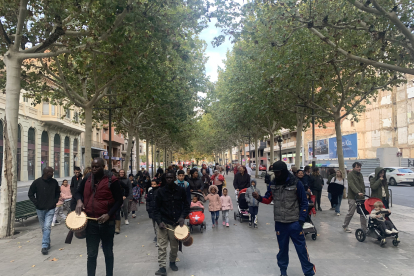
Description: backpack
132,186,141,201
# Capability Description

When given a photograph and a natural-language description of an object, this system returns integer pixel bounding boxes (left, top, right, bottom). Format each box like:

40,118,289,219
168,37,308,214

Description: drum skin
66,211,88,232
174,226,190,241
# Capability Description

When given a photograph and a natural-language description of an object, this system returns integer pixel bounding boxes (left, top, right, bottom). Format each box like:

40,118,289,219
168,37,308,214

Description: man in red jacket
75,158,123,276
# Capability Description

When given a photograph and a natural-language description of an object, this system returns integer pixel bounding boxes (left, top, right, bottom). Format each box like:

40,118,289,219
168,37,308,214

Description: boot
115,220,121,234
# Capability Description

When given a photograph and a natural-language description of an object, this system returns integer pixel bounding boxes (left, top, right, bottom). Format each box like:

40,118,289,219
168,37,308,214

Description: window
96,132,99,142
398,168,413,173
74,111,79,122
351,121,354,127
23,97,29,102
42,102,49,115
51,105,55,115
65,109,70,119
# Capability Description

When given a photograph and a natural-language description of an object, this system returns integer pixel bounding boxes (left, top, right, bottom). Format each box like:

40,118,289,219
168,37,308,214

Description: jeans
333,195,343,214
36,209,55,249
211,211,220,224
222,210,229,224
86,220,115,276
249,206,259,224
122,198,129,220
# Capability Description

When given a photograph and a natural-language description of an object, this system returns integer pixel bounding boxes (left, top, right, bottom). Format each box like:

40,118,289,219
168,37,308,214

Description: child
52,179,72,226
204,185,222,228
370,201,398,235
146,179,160,246
131,183,140,218
220,188,233,227
175,170,191,204
245,179,260,228
190,196,204,209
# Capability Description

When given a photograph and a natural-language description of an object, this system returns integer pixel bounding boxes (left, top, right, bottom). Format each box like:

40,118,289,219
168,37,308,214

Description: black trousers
377,220,394,235
312,190,322,209
382,197,389,209
217,185,223,196
86,220,115,276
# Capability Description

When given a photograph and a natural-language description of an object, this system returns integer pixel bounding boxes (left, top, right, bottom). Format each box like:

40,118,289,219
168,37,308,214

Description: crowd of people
27,158,394,276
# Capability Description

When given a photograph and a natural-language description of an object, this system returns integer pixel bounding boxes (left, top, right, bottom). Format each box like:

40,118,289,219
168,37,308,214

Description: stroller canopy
364,197,383,213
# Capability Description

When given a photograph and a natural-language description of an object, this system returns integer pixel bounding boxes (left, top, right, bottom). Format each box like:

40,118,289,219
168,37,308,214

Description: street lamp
156,149,160,169
277,136,283,161
239,149,242,164
130,140,135,176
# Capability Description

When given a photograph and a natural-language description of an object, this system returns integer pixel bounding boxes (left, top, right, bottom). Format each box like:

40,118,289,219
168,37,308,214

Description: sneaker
343,227,352,233
318,207,322,211
54,220,60,225
155,267,167,276
132,214,136,218
254,224,258,228
336,213,341,216
329,207,335,210
41,248,48,255
385,229,392,234
155,243,159,247
249,222,252,228
51,222,55,227
215,219,218,225
125,220,129,225
170,262,178,271
392,228,399,233
212,224,215,228
153,237,157,242
222,221,225,226
270,201,274,205
226,223,229,227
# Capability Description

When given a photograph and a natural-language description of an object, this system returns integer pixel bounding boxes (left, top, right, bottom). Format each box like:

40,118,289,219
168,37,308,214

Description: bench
15,200,37,226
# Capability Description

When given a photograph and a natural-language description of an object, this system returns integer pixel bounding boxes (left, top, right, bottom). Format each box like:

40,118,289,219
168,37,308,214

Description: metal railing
80,139,106,150
364,186,393,207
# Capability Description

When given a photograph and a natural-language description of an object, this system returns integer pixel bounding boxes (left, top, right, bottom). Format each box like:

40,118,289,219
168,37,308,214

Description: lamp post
156,149,160,170
277,136,283,161
239,149,242,165
130,140,135,176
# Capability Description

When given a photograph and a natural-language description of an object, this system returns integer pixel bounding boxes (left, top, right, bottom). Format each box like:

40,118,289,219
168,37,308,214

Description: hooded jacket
370,167,389,200
310,173,324,191
146,186,159,219
204,185,222,212
245,179,260,207
233,172,251,190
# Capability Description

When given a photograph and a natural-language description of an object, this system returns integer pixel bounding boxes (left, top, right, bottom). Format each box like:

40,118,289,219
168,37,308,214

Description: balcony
80,139,106,151
264,141,297,153
41,104,84,133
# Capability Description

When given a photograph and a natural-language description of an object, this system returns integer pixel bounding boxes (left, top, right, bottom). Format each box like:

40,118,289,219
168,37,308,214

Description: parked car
368,167,414,186
259,165,267,171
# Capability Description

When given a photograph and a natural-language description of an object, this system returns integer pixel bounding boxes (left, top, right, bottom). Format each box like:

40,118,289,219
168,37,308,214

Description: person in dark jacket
233,166,251,191
188,169,204,193
74,158,123,276
201,169,211,195
70,166,83,211
154,172,190,275
301,166,312,193
146,179,160,245
28,167,60,255
370,167,390,208
327,168,336,209
253,161,315,276
119,169,132,225
310,168,324,211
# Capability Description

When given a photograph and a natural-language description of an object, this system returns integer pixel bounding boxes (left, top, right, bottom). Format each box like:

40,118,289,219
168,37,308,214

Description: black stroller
355,195,400,247
303,194,318,240
234,188,250,223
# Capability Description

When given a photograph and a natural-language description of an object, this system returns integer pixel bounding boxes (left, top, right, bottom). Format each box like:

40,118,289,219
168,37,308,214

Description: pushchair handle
354,194,370,200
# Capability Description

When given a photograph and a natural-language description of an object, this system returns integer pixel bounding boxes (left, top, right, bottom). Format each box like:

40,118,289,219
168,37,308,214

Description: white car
368,167,414,186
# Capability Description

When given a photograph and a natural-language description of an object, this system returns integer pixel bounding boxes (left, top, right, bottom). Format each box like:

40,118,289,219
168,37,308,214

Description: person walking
201,169,211,195
310,168,324,211
70,166,83,211
146,179,160,246
153,172,190,276
342,162,367,233
220,188,233,227
204,185,222,228
175,170,191,203
245,179,260,228
187,168,204,194
329,170,346,216
210,170,225,196
301,166,312,193
28,167,60,255
52,179,72,226
252,161,315,276
74,158,123,276
326,168,336,210
233,165,251,192
129,174,139,218
226,164,230,175
370,167,390,209
119,169,132,225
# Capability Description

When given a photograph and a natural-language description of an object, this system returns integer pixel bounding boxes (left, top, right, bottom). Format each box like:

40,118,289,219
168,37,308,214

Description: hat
272,161,287,171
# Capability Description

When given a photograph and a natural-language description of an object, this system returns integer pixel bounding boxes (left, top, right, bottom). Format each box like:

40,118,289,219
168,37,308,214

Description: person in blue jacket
252,161,315,276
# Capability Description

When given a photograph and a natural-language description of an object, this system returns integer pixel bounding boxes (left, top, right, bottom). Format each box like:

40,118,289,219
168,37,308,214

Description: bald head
42,167,54,180
91,157,105,177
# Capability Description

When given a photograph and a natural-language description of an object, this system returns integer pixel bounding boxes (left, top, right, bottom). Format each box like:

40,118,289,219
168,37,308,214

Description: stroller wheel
392,239,399,246
312,233,317,240
355,229,366,242
239,215,243,223
234,212,237,220
380,239,387,246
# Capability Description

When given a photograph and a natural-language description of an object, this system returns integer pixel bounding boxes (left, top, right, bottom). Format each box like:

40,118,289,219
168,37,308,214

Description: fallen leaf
125,235,127,237
18,246,22,248
17,242,20,244
147,253,150,255
317,234,320,236
26,241,30,243
266,223,270,225
142,245,145,247
32,265,36,268
50,258,58,262
59,248,64,251
10,260,14,263
79,255,82,257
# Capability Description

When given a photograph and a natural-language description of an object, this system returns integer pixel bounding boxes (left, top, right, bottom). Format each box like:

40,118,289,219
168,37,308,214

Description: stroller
303,194,318,241
234,188,250,223
187,192,206,233
355,195,400,247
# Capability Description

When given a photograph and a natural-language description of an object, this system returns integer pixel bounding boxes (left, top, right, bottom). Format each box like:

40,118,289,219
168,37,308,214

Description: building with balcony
0,95,84,182
102,126,125,171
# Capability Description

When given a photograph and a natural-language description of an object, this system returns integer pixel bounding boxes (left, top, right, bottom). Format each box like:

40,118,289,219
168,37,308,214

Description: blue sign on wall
329,133,358,158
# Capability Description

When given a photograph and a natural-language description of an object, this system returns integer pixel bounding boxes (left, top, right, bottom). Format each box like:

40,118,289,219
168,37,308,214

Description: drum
182,236,193,247
66,211,88,233
174,225,190,242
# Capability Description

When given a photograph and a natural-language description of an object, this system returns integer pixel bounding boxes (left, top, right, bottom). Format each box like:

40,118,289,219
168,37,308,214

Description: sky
199,18,234,83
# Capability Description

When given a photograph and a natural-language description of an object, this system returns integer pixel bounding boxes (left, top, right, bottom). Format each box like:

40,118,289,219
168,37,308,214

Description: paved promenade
1,174,413,276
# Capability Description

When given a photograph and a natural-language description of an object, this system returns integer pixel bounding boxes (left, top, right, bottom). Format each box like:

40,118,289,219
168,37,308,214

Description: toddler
370,201,398,235
52,179,71,226
191,196,204,209
204,185,221,228
220,188,233,227
245,179,260,228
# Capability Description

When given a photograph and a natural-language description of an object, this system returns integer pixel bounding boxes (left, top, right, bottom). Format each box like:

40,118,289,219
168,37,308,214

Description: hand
198,190,202,193
376,215,382,218
252,192,259,199
313,213,316,217
358,193,364,196
158,222,166,230
380,177,384,180
123,196,126,200
236,189,239,191
75,200,84,215
97,214,109,224
178,217,185,227
388,210,391,214
190,189,193,192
